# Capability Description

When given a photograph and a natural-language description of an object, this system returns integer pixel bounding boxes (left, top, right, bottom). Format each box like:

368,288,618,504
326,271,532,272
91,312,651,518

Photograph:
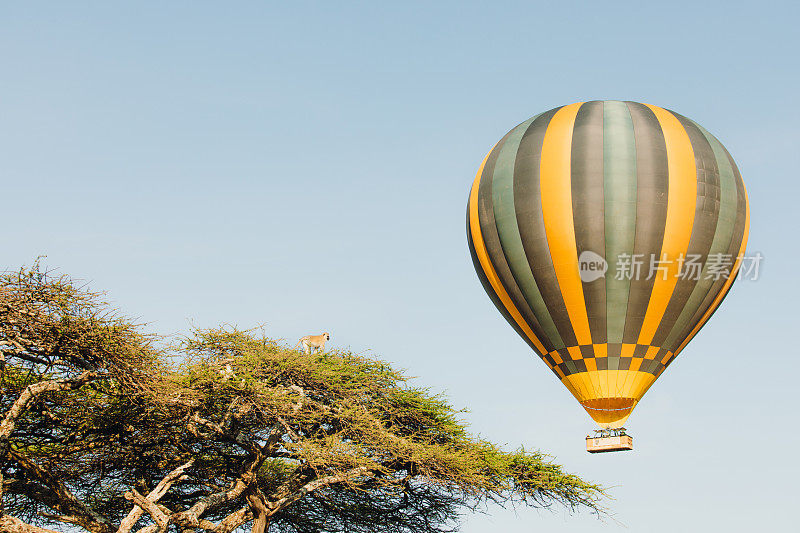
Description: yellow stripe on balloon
563,373,590,402
468,149,548,355
675,181,750,356
539,102,592,345
637,105,697,345
631,372,656,401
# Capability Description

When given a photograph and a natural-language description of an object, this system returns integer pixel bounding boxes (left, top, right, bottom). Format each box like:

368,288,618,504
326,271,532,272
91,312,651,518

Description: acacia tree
0,265,604,533
0,264,161,533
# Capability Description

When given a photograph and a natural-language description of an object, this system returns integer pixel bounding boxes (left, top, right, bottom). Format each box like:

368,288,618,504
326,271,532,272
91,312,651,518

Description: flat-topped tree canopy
0,263,605,533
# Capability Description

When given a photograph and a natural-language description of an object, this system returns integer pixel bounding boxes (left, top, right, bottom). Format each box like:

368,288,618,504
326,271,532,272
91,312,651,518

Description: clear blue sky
2,2,798,531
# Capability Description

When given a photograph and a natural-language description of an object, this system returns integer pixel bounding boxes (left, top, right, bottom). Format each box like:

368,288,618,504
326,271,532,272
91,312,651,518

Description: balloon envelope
467,101,749,428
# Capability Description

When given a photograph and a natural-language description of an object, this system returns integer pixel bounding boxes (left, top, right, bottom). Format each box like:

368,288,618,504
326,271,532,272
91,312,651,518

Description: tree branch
0,371,100,439
188,413,252,451
171,450,265,529
5,447,113,533
117,460,194,533
123,490,169,533
212,507,252,533
0,514,62,533
265,466,370,517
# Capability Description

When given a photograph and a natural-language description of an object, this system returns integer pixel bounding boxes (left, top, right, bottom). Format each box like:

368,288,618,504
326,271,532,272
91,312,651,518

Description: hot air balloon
466,101,749,452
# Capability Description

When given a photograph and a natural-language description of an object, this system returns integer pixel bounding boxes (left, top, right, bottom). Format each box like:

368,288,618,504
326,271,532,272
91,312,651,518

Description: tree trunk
246,493,269,533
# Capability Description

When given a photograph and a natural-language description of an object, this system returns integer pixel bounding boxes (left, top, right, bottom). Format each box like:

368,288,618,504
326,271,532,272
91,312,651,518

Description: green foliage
1,265,605,533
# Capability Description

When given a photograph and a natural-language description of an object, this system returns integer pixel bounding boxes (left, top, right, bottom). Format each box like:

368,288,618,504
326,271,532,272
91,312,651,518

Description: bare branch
265,466,370,517
188,413,252,451
0,371,100,439
171,451,265,528
212,507,252,533
5,447,113,533
288,385,305,414
0,514,62,533
37,513,90,528
124,490,169,533
117,460,194,533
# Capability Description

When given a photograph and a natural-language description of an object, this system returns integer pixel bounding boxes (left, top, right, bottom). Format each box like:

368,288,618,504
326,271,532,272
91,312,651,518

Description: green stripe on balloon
621,102,669,345
478,129,551,355
662,123,740,351
514,108,577,348
466,210,541,354
491,114,560,352
651,113,721,347
668,131,747,352
602,100,638,344
571,101,607,344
